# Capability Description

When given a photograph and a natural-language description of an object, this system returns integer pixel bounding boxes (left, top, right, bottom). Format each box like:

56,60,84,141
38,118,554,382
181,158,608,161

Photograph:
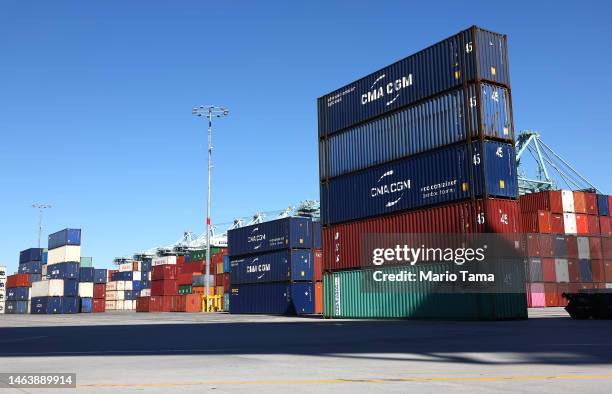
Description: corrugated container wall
48,228,81,250
319,82,512,180
230,250,313,284
228,217,313,257
320,141,517,225
318,26,510,137
229,282,314,315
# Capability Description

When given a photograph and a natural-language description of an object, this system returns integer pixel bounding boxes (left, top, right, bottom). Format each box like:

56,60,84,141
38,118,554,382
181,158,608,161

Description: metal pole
205,108,213,304
37,208,43,248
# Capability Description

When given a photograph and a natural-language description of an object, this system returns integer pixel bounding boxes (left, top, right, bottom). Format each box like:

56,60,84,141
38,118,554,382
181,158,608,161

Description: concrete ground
1,308,611,393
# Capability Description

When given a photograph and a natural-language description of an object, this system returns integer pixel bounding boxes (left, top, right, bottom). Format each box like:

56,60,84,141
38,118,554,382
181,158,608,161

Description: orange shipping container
544,283,559,307
315,282,323,314
183,294,203,313
573,192,587,214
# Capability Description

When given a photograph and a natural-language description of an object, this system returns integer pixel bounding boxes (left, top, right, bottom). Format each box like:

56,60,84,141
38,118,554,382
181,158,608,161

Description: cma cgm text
361,74,413,105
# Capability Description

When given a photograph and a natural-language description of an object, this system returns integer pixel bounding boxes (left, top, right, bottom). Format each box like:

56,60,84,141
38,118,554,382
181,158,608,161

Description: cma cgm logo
247,227,266,250
371,170,411,208
361,73,413,106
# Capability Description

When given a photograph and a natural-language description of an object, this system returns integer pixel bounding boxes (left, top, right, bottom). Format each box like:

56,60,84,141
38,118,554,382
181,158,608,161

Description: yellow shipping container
216,262,224,274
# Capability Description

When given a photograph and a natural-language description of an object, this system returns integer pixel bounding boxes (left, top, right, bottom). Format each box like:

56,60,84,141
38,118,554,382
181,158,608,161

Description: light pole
32,203,52,248
192,105,229,305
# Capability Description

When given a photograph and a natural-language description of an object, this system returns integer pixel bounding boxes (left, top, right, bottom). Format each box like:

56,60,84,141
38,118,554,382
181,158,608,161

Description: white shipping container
152,256,177,266
561,190,575,213
107,290,125,301
42,264,47,278
577,237,590,259
0,301,5,314
0,265,7,279
31,279,65,297
117,281,125,291
563,213,577,234
106,281,118,291
132,271,142,281
78,282,94,298
606,283,612,289
554,259,570,283
47,245,81,265
119,263,132,272
105,300,117,310
147,272,151,281
140,289,151,297
123,300,134,310
115,300,125,310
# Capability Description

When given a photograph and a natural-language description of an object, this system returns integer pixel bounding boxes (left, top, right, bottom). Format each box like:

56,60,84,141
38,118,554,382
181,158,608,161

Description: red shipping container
610,196,612,215
603,238,612,259
176,272,193,286
519,191,563,213
605,260,612,282
542,258,556,282
162,295,180,312
6,273,30,288
315,281,323,314
557,284,569,307
594,283,607,289
566,236,579,259
222,273,230,289
585,193,598,215
136,296,150,312
539,234,554,257
589,237,603,260
107,269,117,282
586,215,600,236
182,294,203,313
149,296,163,312
93,283,106,299
568,283,582,294
176,295,186,312
151,279,178,296
215,273,222,287
323,199,522,271
180,262,203,275
522,211,552,233
550,213,565,234
151,265,178,281
572,192,587,214
526,234,541,257
92,298,106,313
177,256,185,265
591,260,605,283
567,259,580,282
574,214,588,235
579,283,595,290
313,249,323,282
544,283,559,307
600,216,611,237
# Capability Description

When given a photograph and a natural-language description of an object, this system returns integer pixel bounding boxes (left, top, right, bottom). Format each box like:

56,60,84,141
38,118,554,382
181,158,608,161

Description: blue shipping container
112,271,134,281
18,261,43,274
80,297,93,313
42,250,48,264
140,280,150,289
48,228,81,250
318,26,510,137
63,279,78,297
579,259,592,282
320,141,518,225
320,83,513,180
132,280,142,291
30,274,42,283
94,269,107,283
47,262,80,279
124,290,137,300
19,248,44,263
5,300,29,314
553,236,567,258
231,250,313,284
230,282,314,315
228,217,313,257
223,255,230,273
312,222,321,249
141,260,152,272
79,267,95,282
597,194,610,216
7,287,29,301
61,297,79,314
31,297,63,314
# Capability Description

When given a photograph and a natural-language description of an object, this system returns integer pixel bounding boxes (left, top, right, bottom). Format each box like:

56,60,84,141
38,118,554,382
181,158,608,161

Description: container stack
228,217,319,315
105,260,142,311
0,265,6,314
5,273,31,314
520,190,612,307
92,268,107,312
212,249,229,307
18,248,44,282
318,26,526,319
77,264,108,313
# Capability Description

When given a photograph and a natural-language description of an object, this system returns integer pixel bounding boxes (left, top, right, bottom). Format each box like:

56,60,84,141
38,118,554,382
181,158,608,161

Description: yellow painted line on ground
78,375,612,388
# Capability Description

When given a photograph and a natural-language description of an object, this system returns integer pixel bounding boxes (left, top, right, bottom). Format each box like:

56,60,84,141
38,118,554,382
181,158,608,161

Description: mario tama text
373,269,494,283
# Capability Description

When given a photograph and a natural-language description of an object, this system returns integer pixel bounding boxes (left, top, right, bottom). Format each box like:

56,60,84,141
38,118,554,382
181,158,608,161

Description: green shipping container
223,293,229,312
178,285,192,295
323,263,527,320
80,257,93,267
189,248,224,262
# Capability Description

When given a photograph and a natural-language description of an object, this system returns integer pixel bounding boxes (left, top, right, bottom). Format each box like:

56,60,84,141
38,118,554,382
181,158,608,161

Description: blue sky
1,1,610,273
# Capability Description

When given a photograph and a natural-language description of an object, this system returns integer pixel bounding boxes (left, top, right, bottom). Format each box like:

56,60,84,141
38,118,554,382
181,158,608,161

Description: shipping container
119,262,133,272
584,193,598,215
60,297,78,313
152,265,178,281
80,297,93,313
47,245,81,265
550,213,565,234
312,222,322,249
590,237,603,260
572,192,587,214
553,236,567,257
554,258,569,283
6,274,30,288
600,216,611,237
136,296,150,312
320,141,518,225
577,237,590,259
182,294,203,313
93,269,107,283
189,247,225,262
567,259,581,282
591,260,605,283
78,282,94,298
318,26,510,137
566,237,579,259
597,194,610,216
320,83,513,180
575,214,588,235
541,258,556,282
151,280,178,296
48,228,81,250
47,262,79,280
18,261,42,274
30,297,62,314
314,250,323,282
112,271,140,281
522,211,551,234
323,266,526,319
62,279,78,297
230,282,314,315
80,256,93,267
223,255,230,273
323,198,521,271
586,215,600,236
315,281,323,315
5,300,29,314
79,267,95,282
93,283,105,299
528,258,543,282
19,248,44,264
579,259,593,282
230,249,314,284
561,190,575,213
563,213,577,234
605,261,612,282
7,287,29,301
152,256,177,266
519,191,563,214
228,217,313,257
604,238,612,259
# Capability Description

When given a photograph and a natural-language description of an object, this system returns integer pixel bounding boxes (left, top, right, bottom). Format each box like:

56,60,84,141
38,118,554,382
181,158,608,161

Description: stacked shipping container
228,217,320,315
318,26,527,319
521,190,612,306
0,265,6,314
5,273,31,314
106,260,143,311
